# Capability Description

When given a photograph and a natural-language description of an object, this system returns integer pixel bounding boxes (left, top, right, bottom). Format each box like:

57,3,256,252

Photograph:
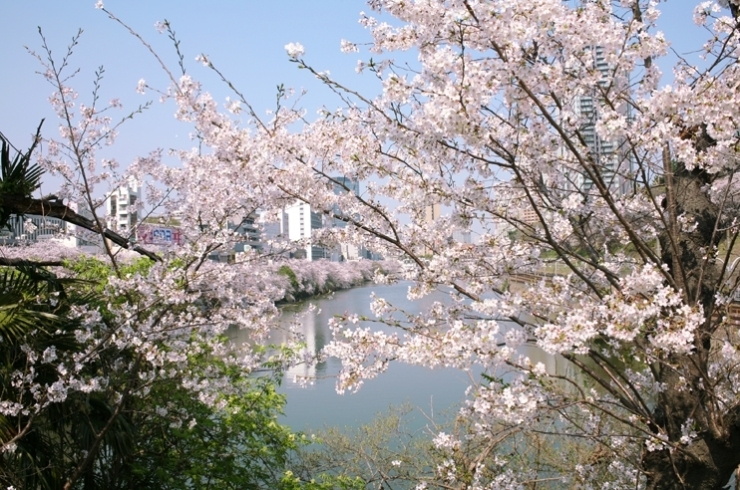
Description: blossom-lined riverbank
265,259,397,303
0,242,397,304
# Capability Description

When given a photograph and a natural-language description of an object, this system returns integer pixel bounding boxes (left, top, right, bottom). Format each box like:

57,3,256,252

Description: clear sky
0,1,384,173
0,1,716,194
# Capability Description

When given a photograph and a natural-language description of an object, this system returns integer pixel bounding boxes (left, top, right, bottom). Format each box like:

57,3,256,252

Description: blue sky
0,1,717,193
0,1,383,171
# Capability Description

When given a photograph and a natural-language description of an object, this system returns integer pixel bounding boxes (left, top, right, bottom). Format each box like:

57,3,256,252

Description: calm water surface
232,281,569,431
278,282,475,431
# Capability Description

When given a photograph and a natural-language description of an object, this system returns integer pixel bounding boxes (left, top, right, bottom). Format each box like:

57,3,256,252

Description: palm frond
0,120,45,229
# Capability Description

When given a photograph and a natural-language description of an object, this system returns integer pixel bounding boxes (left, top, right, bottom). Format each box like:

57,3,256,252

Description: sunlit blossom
284,42,305,58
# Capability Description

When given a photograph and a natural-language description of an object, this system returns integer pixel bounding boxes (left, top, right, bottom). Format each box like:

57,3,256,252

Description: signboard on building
137,225,184,246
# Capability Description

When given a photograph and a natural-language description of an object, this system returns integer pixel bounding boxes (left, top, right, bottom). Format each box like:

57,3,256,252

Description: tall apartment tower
424,203,441,223
105,180,141,233
574,45,632,196
329,176,360,228
280,202,326,261
329,176,371,260
279,176,370,261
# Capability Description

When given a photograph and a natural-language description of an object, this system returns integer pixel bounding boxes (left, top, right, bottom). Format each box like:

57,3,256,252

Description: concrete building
280,202,327,261
329,176,360,227
452,230,472,244
276,176,380,261
65,201,103,250
425,203,441,223
491,181,543,239
572,45,633,196
230,214,262,253
105,180,141,233
328,176,371,261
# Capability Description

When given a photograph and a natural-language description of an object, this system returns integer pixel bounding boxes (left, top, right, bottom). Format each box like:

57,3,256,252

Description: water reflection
260,282,477,430
230,281,571,431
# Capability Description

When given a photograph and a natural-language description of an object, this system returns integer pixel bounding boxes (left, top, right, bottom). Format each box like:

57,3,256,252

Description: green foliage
279,471,365,490
0,128,375,490
63,255,155,323
0,265,122,490
0,252,307,489
113,355,299,490
64,255,154,289
278,265,300,291
0,258,308,489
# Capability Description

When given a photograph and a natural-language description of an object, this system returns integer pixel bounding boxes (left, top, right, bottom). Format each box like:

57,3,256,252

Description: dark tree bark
0,194,160,262
643,143,739,489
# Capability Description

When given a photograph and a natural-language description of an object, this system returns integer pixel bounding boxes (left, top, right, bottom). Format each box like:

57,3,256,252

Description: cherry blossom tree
0,27,307,489
262,1,740,488
7,0,740,488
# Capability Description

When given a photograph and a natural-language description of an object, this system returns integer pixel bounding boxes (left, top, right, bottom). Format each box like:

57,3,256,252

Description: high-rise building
280,202,327,261
277,176,377,261
330,176,360,229
424,203,441,223
230,214,261,253
105,180,141,233
328,177,372,260
573,45,633,195
491,180,543,239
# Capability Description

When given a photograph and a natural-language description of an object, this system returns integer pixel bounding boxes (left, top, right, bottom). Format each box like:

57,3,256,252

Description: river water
231,281,570,432
274,282,474,431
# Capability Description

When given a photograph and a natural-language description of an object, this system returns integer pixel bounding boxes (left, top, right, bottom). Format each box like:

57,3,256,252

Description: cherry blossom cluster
9,0,740,485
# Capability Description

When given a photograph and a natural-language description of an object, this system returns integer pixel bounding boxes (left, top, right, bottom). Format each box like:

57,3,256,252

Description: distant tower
424,203,441,223
330,176,367,260
421,203,442,256
280,202,326,261
573,45,632,196
330,176,360,228
105,180,141,233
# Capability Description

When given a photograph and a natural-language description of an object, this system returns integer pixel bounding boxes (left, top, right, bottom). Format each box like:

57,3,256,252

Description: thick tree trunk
643,406,740,489
644,160,734,488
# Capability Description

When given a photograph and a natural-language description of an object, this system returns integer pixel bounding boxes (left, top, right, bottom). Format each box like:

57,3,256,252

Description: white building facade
280,202,327,261
276,176,378,261
105,181,141,233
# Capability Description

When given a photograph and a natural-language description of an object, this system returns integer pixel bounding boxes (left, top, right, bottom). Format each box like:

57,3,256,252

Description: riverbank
267,259,398,304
